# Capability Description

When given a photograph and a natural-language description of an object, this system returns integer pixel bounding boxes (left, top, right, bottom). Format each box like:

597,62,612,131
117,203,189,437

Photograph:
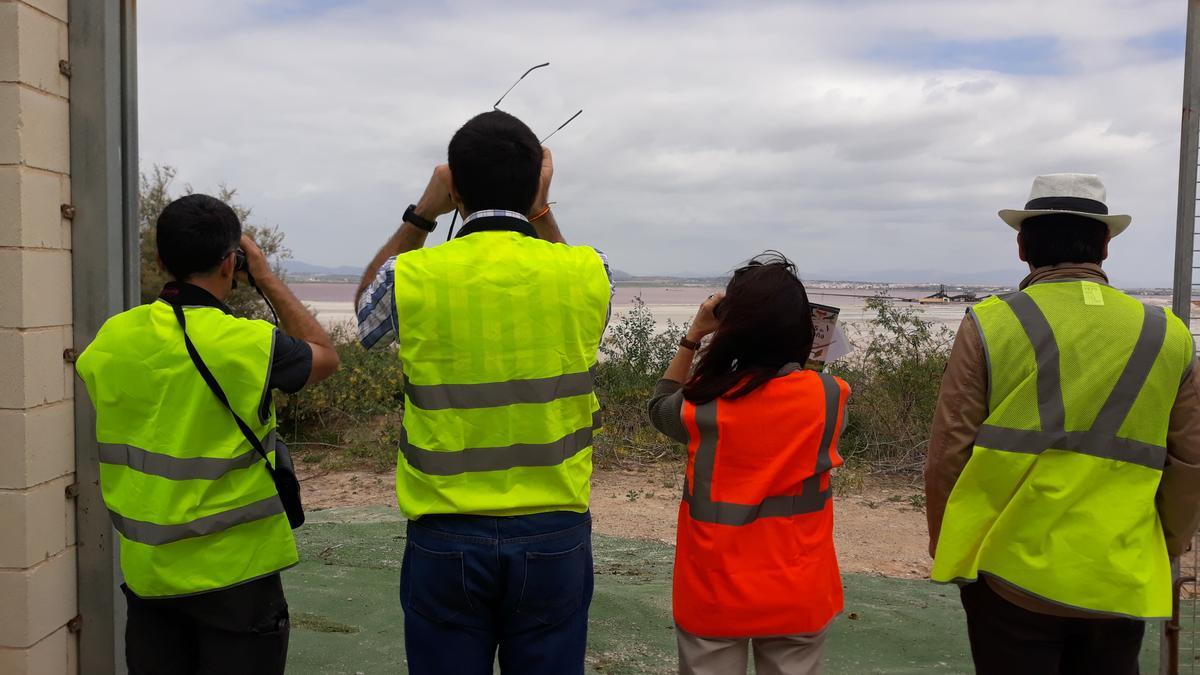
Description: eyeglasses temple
540,109,583,144
494,62,551,110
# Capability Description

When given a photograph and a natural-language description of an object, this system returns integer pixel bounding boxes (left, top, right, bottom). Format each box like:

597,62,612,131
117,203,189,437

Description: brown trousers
676,626,828,675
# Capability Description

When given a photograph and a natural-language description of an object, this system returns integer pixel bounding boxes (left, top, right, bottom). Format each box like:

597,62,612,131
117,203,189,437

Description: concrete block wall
0,0,78,673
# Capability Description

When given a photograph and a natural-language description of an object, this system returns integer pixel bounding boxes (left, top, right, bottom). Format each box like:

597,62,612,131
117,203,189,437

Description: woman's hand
688,292,724,341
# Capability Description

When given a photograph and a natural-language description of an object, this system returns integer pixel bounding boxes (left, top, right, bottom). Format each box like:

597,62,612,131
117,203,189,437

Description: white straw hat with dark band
998,173,1132,237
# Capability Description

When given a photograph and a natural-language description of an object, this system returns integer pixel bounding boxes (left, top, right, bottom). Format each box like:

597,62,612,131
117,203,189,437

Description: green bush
276,295,951,479
593,297,688,468
827,297,953,474
278,326,404,472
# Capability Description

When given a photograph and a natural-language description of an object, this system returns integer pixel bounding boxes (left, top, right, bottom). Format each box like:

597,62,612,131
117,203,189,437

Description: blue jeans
400,510,594,675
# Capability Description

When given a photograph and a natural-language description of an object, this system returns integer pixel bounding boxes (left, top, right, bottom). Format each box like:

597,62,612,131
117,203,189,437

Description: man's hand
414,165,457,221
356,165,454,308
530,147,554,216
238,234,273,284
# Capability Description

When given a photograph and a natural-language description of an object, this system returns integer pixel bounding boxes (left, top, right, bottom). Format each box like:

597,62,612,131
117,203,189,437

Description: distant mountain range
283,261,364,277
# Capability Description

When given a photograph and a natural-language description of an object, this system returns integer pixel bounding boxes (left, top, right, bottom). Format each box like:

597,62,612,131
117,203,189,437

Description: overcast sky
138,0,1188,286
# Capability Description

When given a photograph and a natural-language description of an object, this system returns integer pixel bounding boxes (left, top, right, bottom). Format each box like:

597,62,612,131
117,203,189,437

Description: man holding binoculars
75,194,340,674
356,110,613,674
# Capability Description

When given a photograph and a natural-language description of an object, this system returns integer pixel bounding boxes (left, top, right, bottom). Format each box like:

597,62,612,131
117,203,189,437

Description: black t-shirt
269,329,313,394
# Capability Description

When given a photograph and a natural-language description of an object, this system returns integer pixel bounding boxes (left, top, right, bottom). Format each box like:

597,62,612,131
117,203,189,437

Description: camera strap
171,303,276,472
243,268,280,326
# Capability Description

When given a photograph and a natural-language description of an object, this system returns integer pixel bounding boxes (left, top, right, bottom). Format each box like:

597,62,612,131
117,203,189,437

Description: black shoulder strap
172,303,275,473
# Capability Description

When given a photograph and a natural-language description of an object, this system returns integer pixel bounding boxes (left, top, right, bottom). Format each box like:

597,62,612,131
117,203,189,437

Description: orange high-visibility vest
674,367,850,638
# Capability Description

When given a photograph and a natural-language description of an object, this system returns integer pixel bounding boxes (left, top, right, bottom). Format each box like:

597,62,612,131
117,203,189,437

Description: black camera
234,249,249,274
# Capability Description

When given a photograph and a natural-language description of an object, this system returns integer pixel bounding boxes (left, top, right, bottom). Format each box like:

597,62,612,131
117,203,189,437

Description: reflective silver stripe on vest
684,372,843,526
1003,293,1066,430
109,495,285,546
987,296,1169,470
98,430,276,481
1091,305,1167,438
405,367,597,411
975,425,1166,470
400,412,601,476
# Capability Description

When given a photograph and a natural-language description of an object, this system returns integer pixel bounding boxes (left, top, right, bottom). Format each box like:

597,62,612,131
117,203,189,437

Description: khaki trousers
676,626,828,675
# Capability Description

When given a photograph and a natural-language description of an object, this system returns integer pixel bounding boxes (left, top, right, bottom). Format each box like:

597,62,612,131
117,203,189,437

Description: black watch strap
403,204,437,232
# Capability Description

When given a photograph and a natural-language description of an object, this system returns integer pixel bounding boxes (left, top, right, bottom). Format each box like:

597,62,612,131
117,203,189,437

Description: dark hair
156,194,242,280
1020,213,1108,268
448,110,542,215
683,252,815,405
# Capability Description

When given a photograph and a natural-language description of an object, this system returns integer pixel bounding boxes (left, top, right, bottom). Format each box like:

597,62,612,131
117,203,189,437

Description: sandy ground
298,465,932,580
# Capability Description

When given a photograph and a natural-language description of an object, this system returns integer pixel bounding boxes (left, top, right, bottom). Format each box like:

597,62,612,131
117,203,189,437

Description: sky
138,0,1189,286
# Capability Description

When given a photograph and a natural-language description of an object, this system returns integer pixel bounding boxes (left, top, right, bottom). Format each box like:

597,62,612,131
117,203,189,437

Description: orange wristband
530,205,552,222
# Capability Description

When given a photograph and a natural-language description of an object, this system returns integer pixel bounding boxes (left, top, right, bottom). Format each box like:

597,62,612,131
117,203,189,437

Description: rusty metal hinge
65,483,79,499
58,60,72,78
62,348,77,363
67,615,82,633
61,204,76,220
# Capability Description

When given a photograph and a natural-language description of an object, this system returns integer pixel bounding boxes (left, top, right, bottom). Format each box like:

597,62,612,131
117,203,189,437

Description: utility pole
1173,0,1200,325
1165,5,1200,673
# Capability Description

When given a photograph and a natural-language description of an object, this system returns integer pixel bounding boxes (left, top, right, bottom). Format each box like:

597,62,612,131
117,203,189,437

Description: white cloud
137,0,1187,285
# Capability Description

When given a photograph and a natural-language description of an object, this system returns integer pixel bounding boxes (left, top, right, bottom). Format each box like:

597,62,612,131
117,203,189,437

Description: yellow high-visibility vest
932,280,1194,618
76,299,297,598
392,229,611,518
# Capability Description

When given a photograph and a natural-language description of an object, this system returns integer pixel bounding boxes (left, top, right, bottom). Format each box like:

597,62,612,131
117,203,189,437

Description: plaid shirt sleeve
357,257,399,349
594,248,615,328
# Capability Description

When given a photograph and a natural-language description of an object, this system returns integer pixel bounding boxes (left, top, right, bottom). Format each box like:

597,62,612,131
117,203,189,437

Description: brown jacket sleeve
924,313,990,555
1160,362,1200,558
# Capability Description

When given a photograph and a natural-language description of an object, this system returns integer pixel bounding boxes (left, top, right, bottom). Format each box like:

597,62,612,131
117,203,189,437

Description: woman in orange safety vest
648,252,850,675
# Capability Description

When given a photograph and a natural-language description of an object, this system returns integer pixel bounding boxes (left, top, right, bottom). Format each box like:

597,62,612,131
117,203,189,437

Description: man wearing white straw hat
925,173,1200,673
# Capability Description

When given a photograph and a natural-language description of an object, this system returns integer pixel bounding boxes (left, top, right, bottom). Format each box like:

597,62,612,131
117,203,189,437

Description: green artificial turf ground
283,507,1167,674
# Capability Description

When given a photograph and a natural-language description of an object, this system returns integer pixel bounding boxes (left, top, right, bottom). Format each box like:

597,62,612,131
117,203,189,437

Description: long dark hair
682,252,814,405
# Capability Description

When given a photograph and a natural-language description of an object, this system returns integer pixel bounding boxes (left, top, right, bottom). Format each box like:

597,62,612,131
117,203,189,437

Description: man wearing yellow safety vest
355,110,613,674
925,173,1200,674
76,194,340,674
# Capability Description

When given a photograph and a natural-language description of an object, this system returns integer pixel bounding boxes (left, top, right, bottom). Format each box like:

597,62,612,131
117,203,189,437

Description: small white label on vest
1082,281,1105,306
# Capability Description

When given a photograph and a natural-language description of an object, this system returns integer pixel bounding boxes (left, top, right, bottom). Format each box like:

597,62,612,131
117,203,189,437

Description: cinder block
14,2,69,98
0,166,69,248
0,85,69,171
0,547,77,649
0,326,67,408
16,87,68,173
0,626,71,675
0,401,74,489
19,0,68,24
0,4,18,84
0,249,72,328
0,249,71,328
0,474,73,570
0,84,18,166
0,167,18,244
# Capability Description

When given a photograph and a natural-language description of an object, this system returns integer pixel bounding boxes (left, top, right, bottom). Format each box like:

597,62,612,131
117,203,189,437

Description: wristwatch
679,335,703,351
403,204,437,233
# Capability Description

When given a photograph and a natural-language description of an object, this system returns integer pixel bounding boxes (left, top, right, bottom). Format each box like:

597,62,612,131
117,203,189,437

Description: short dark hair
448,110,542,215
1020,214,1108,268
156,194,241,280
